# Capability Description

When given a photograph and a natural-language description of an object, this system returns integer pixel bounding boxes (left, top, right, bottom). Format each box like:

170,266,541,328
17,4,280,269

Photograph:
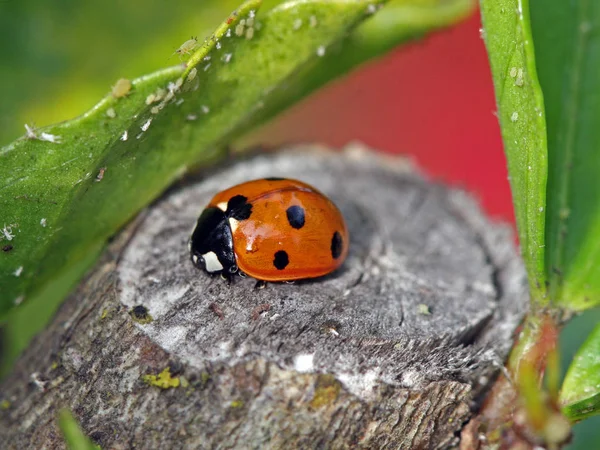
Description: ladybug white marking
203,251,223,272
228,217,239,233
216,201,228,211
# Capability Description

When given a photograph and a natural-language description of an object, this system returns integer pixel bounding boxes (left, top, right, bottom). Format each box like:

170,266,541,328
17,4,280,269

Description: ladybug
189,178,349,281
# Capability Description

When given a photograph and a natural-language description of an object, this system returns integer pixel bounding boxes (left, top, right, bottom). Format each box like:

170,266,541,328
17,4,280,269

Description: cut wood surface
0,144,527,449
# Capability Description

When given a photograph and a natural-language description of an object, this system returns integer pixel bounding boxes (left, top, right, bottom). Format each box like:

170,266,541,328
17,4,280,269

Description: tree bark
0,144,527,449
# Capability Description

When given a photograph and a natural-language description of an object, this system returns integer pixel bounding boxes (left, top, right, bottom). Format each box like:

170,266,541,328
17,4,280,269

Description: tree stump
0,144,527,449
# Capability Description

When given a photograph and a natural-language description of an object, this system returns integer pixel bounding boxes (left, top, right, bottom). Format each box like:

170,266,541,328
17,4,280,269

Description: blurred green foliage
560,309,600,449
0,0,246,145
59,409,100,450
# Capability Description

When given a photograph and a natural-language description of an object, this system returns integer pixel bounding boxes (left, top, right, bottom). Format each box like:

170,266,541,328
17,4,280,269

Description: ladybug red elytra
189,178,349,281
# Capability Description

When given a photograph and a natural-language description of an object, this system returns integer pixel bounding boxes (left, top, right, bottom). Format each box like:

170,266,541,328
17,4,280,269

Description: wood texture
0,144,527,449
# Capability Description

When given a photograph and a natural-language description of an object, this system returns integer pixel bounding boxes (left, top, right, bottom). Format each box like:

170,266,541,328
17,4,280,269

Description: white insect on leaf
24,124,61,143
1,224,16,241
39,132,62,143
515,68,524,87
141,118,152,132
24,124,37,139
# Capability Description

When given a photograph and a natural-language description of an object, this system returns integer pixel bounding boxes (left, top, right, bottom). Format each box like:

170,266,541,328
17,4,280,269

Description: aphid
145,93,157,105
95,167,106,182
235,20,245,36
112,78,131,98
187,67,198,82
171,36,198,60
189,178,349,282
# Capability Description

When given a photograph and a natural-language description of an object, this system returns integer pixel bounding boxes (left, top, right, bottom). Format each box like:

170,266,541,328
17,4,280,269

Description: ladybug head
189,206,237,275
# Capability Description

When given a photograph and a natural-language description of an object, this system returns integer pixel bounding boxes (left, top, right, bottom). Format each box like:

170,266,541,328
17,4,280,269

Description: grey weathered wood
0,144,527,449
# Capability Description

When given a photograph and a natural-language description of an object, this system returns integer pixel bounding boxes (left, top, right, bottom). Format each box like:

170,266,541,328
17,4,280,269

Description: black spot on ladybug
2,245,13,252
331,231,343,259
264,177,285,181
286,205,305,229
227,195,253,220
273,250,289,270
130,305,153,324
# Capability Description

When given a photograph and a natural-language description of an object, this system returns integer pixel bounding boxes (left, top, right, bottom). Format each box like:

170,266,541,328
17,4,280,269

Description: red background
259,12,514,226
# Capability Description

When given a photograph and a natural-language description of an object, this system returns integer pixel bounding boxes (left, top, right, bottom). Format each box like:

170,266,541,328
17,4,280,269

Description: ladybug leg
220,272,234,285
254,280,267,290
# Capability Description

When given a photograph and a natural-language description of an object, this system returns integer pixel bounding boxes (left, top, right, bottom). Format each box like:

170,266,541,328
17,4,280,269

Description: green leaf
0,0,371,316
529,1,600,310
482,0,600,310
561,322,600,421
58,409,99,450
479,0,548,303
0,0,474,319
